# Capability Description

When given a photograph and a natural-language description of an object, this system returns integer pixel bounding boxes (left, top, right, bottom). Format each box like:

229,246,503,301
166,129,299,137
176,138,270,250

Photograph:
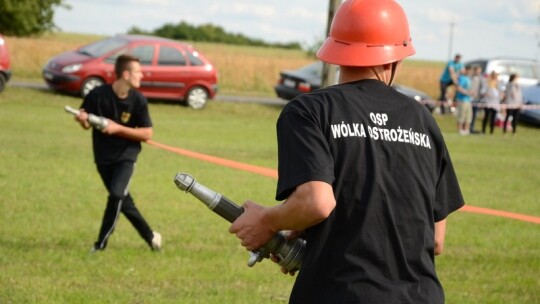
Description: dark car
274,61,435,112
521,84,540,127
43,34,218,109
0,34,12,93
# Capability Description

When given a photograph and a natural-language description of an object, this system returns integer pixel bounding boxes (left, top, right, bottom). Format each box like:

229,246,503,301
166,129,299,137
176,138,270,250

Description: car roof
465,57,539,68
113,34,194,49
465,57,538,63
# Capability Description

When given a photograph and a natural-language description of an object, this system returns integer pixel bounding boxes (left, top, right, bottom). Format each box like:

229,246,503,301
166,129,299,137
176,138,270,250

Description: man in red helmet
230,0,464,303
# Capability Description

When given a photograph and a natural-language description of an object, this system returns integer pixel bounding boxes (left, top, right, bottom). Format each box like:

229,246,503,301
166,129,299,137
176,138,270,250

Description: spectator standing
74,54,162,252
229,0,464,303
469,65,483,133
438,54,463,114
502,73,523,135
481,71,503,134
455,66,473,135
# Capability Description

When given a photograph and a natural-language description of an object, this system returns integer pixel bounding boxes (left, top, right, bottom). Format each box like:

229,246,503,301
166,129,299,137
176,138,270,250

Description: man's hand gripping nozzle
64,106,108,130
174,173,305,272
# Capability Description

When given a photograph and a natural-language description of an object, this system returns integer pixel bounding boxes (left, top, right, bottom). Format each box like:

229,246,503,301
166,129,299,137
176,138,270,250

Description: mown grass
4,32,444,98
0,84,539,303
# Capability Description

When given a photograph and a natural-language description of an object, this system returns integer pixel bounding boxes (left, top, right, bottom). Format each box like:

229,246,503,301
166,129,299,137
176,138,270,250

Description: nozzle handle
174,172,243,222
213,194,244,223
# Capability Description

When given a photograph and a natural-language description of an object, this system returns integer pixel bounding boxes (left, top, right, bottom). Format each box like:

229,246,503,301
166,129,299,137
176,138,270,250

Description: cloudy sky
54,0,539,62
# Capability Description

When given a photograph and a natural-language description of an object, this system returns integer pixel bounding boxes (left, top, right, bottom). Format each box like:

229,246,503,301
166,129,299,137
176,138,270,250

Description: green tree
146,20,302,50
126,26,150,35
0,0,70,36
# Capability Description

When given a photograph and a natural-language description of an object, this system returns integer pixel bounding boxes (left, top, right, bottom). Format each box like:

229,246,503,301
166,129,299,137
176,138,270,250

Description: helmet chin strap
389,62,398,86
369,62,398,86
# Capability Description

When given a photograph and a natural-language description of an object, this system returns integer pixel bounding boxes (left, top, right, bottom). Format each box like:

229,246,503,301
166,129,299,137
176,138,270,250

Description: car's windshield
78,37,129,57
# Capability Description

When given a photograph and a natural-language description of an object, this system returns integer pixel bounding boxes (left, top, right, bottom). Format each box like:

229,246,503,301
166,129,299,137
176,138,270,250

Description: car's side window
158,46,186,66
104,47,127,64
130,45,154,65
508,63,537,79
186,51,204,66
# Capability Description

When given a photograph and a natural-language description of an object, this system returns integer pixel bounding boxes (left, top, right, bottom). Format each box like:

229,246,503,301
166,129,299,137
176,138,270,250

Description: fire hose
173,172,305,272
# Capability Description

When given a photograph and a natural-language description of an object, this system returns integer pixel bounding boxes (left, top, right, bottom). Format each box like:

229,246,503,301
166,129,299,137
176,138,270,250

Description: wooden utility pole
321,0,342,88
447,18,455,60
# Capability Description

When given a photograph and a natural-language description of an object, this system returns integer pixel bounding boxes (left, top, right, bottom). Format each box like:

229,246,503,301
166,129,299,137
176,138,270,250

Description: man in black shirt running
74,54,161,252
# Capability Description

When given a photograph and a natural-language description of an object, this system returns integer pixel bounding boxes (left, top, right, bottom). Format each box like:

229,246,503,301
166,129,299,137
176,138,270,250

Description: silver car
464,57,539,90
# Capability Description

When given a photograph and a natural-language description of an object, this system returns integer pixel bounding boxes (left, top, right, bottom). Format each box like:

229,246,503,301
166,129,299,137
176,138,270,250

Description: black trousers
438,80,454,114
482,108,497,134
470,103,481,132
95,161,153,249
504,109,520,134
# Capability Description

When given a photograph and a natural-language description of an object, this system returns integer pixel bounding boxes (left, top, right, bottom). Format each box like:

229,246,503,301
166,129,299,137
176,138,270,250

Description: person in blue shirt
438,54,463,114
455,66,473,135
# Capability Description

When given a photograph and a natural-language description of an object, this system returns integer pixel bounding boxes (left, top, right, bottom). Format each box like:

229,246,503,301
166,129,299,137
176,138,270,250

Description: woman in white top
481,71,503,134
502,73,524,134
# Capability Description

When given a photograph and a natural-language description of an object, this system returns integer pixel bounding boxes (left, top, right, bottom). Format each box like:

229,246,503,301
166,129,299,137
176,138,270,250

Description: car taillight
298,82,311,92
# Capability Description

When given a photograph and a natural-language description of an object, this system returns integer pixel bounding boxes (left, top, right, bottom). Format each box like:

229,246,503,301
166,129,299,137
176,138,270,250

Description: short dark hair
508,73,518,82
115,54,140,79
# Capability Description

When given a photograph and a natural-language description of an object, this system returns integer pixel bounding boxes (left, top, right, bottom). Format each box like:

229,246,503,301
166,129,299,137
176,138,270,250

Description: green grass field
1,86,539,303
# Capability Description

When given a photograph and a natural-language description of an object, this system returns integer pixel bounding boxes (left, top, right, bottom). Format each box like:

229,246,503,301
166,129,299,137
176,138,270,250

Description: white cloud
424,8,459,24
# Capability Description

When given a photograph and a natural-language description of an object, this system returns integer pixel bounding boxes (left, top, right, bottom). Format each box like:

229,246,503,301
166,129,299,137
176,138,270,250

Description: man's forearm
110,126,152,142
264,181,336,233
434,219,447,255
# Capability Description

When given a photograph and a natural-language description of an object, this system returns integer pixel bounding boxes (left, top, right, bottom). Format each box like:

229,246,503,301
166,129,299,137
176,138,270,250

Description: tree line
128,22,302,50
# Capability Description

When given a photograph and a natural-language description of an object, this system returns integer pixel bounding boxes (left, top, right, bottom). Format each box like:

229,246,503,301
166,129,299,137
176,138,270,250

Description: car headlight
62,63,82,73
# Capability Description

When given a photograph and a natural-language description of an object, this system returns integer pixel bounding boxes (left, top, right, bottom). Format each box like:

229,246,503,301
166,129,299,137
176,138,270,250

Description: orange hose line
146,140,540,225
459,205,540,225
146,140,278,179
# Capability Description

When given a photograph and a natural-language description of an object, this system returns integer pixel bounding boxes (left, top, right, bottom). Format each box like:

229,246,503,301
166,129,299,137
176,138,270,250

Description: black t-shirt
276,79,464,304
80,85,152,164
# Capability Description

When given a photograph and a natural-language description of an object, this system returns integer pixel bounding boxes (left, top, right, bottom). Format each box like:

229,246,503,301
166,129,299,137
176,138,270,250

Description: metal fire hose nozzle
64,106,109,130
174,172,305,272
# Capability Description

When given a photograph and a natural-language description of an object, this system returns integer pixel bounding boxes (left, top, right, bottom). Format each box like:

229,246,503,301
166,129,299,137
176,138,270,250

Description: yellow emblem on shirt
121,112,131,123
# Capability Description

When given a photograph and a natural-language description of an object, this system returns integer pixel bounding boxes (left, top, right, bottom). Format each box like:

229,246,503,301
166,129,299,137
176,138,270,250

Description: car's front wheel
185,86,209,110
81,77,104,97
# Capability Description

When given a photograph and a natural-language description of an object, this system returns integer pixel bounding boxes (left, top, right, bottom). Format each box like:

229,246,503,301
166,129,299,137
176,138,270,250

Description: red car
43,34,218,109
0,34,12,93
